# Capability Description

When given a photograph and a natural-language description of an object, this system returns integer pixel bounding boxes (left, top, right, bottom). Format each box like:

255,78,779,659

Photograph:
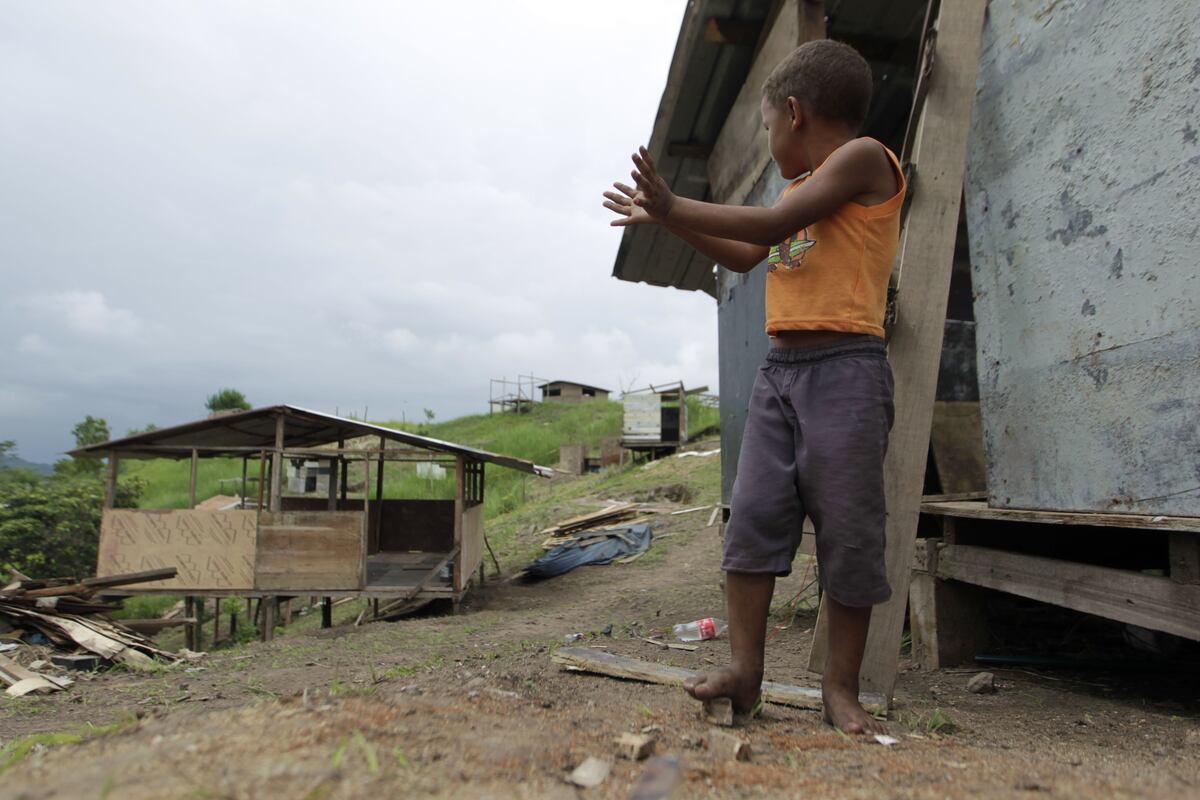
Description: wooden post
193,597,203,652
339,438,348,506
240,457,248,507
188,448,199,508
262,597,275,642
229,606,238,640
213,597,221,644
183,597,194,650
269,415,285,513
257,451,267,510
104,451,119,510
806,0,989,702
363,454,372,588
1169,533,1200,585
374,436,386,547
282,598,292,626
327,456,339,511
453,455,465,594
322,597,332,629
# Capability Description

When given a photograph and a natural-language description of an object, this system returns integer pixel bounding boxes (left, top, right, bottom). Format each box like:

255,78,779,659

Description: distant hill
0,453,54,476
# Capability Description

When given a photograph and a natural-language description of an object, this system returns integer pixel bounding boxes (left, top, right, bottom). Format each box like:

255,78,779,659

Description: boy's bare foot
683,666,762,713
821,678,887,735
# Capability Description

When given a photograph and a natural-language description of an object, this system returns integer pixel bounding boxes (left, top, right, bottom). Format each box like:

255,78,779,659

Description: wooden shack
621,382,689,457
609,0,1200,698
70,405,550,642
537,380,610,404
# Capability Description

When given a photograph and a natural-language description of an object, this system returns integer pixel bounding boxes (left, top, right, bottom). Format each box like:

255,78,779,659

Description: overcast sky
0,1,717,463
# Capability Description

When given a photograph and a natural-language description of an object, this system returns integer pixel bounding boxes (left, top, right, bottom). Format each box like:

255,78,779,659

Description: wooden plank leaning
806,0,989,702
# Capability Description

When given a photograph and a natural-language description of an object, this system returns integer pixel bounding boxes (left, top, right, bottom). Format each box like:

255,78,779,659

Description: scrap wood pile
0,567,181,697
538,502,673,549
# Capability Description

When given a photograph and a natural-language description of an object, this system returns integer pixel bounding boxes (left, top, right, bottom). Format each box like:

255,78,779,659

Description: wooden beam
808,0,988,701
256,450,267,511
907,571,989,670
936,544,1200,642
104,451,119,510
269,415,285,513
327,456,339,511
552,647,885,711
188,448,199,509
453,455,465,593
707,0,825,204
703,16,763,46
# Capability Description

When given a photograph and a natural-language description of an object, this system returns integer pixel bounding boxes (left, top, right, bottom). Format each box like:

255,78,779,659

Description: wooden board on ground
552,647,885,711
808,0,989,701
255,511,365,591
929,401,986,493
97,509,257,590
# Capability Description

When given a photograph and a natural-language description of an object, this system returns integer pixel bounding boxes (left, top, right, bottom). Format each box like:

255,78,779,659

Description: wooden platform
921,500,1200,533
909,500,1200,669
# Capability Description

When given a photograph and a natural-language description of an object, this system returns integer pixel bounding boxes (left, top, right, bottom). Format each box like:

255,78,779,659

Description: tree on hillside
205,388,251,414
55,416,111,478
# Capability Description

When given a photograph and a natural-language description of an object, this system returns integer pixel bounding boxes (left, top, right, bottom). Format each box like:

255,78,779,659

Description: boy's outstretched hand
603,183,653,226
602,146,677,226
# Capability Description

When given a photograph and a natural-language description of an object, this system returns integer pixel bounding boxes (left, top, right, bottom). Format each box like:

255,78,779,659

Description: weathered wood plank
936,544,1200,641
808,0,989,700
552,647,885,711
921,500,1200,533
254,511,365,590
98,510,257,590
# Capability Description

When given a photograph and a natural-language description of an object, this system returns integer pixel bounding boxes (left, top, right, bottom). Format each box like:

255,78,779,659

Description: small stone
705,728,751,762
614,732,656,761
28,660,49,671
567,757,611,788
1185,729,1200,746
467,690,480,700
967,672,996,694
702,697,734,726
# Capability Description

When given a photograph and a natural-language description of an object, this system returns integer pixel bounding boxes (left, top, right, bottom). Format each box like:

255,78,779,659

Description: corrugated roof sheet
69,405,549,476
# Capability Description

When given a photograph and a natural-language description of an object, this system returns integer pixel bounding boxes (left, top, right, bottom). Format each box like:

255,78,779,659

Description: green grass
0,716,137,776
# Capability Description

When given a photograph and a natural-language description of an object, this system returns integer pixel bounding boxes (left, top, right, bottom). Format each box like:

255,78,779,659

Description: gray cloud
0,1,717,463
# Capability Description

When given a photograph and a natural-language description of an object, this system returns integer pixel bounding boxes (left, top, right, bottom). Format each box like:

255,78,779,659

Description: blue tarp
520,523,654,580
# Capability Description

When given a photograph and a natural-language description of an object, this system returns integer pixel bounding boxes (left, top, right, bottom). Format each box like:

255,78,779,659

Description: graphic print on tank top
766,227,816,272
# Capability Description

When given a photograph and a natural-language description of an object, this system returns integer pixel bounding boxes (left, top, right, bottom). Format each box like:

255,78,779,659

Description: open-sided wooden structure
71,406,549,642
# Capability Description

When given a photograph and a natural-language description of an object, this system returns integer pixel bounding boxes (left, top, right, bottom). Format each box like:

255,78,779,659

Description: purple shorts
723,336,894,607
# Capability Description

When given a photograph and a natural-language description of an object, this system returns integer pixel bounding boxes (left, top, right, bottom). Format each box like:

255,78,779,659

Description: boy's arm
630,142,886,246
604,183,768,273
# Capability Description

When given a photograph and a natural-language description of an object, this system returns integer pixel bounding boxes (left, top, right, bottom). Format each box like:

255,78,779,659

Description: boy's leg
821,595,887,734
683,571,773,711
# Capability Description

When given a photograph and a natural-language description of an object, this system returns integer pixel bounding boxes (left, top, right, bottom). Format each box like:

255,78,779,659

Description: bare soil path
2,474,1198,798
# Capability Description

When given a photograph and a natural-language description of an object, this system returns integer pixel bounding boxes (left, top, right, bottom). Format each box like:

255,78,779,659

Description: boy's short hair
762,40,873,130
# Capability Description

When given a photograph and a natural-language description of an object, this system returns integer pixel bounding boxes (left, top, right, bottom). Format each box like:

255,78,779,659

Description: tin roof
69,405,550,476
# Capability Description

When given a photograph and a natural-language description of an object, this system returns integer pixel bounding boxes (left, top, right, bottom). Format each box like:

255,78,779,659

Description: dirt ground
2,492,1199,798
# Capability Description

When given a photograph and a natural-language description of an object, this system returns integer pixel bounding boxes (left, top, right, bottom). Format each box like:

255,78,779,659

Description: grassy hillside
124,397,718,518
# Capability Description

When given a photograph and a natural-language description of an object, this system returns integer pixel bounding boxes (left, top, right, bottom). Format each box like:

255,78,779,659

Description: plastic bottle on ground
672,618,728,642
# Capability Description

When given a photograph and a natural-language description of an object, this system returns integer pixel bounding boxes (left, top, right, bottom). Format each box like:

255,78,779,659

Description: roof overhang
611,0,924,296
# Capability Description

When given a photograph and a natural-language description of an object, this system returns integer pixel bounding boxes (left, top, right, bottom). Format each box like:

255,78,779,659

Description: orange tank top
764,139,905,338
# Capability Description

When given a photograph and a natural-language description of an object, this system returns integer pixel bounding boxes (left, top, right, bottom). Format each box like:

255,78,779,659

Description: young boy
603,40,902,734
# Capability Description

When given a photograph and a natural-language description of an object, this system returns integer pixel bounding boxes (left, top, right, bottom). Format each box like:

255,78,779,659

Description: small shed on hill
71,406,550,640
537,381,610,404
